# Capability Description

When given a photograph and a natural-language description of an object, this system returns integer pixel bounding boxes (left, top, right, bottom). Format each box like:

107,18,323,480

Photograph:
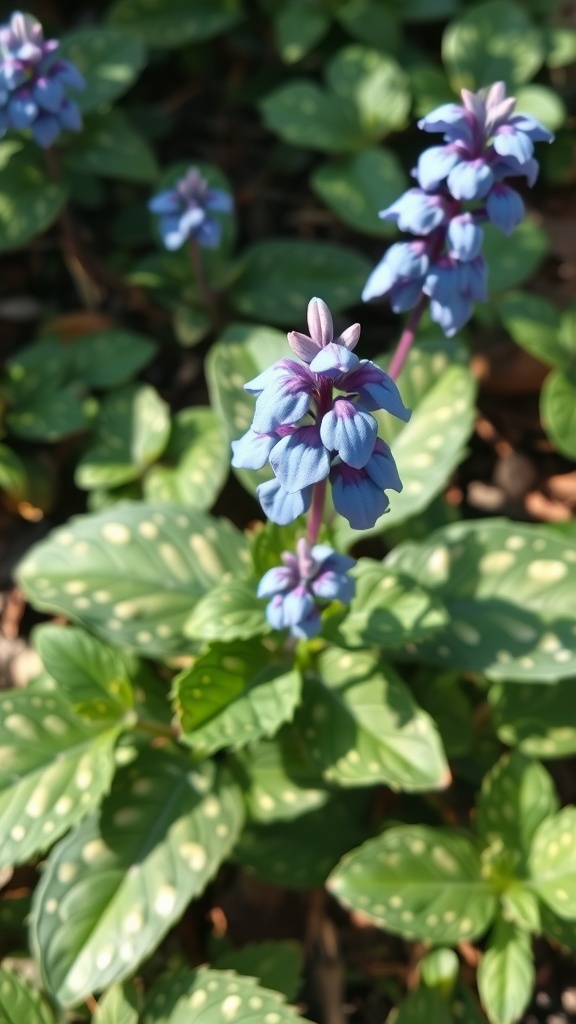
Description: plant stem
135,718,177,741
388,295,427,381
44,147,102,308
187,236,221,332
307,478,327,547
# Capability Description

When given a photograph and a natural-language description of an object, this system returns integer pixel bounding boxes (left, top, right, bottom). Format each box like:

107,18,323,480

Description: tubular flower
0,11,85,147
149,167,233,251
232,297,410,529
257,538,355,639
363,81,553,336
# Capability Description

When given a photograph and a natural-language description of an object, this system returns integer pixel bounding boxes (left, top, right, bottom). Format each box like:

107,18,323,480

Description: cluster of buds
0,11,84,148
149,167,233,251
363,83,553,336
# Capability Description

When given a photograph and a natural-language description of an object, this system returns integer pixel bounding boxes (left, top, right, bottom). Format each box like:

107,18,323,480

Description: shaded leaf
541,368,576,460
442,1,544,91
109,0,244,47
0,142,67,251
490,678,576,758
64,108,158,183
214,942,302,1001
59,27,146,113
311,147,407,236
0,966,55,1024
143,407,229,511
142,967,310,1023
233,726,329,823
477,752,558,862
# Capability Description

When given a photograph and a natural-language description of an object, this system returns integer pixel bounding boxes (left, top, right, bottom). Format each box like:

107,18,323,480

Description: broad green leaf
336,1,401,52
403,0,458,20
34,624,135,720
410,63,455,119
420,948,460,995
236,790,372,887
173,306,211,348
4,338,70,400
529,807,576,917
233,727,329,823
541,368,576,459
213,943,302,1001
385,519,576,682
477,752,558,862
260,81,364,153
334,335,476,544
6,384,89,442
394,988,452,1024
75,385,171,490
328,825,497,943
540,904,576,952
94,983,139,1024
0,966,55,1024
174,640,300,756
515,85,566,132
0,688,120,870
230,240,370,325
294,647,449,791
311,147,407,236
326,47,410,139
0,142,67,251
496,292,561,367
31,753,244,1007
477,918,534,1024
275,3,330,62
142,968,310,1023
483,220,548,291
184,579,268,642
108,0,244,47
442,1,544,91
205,322,287,495
59,27,146,113
410,669,474,759
64,109,158,183
490,678,576,758
67,330,157,388
330,560,448,649
143,407,229,510
17,503,249,657
546,26,576,69
501,889,541,933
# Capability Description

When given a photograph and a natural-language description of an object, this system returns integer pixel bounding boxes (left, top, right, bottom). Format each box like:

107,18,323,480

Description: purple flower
0,11,85,147
257,538,355,638
363,81,553,335
232,297,409,528
149,167,233,251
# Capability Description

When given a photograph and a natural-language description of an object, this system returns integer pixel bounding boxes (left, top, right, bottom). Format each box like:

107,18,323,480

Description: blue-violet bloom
232,297,410,529
363,81,553,336
149,167,233,251
258,538,355,638
0,11,85,147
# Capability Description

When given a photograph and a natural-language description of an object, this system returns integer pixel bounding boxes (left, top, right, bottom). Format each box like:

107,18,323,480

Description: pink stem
306,478,327,547
388,296,427,381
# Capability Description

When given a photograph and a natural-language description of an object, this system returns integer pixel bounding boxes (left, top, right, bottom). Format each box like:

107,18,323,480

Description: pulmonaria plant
232,297,410,531
363,82,553,336
149,167,233,251
0,11,85,148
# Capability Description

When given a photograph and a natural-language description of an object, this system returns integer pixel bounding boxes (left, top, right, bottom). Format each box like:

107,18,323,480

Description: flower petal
257,565,296,598
330,463,389,530
309,342,359,378
269,424,331,492
257,478,312,525
231,428,277,470
320,398,377,469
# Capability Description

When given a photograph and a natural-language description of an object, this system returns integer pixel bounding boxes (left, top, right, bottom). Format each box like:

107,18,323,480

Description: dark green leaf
311,147,407,236
336,1,401,52
0,966,55,1024
483,220,548,291
275,3,330,62
260,81,363,153
59,27,146,113
214,942,302,1001
541,368,576,459
0,142,67,251
173,306,211,348
442,1,544,90
490,678,576,758
183,579,268,642
64,109,158,183
6,385,89,442
109,0,244,47
143,407,229,511
496,292,561,367
67,330,157,388
394,988,452,1024
233,727,329,823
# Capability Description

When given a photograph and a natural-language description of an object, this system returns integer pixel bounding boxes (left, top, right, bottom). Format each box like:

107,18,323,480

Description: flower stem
187,236,221,332
307,478,327,547
388,295,427,381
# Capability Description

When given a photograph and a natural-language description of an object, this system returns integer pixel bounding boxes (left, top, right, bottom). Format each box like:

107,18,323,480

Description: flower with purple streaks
149,167,233,251
0,11,85,147
363,81,553,335
232,297,410,529
258,538,355,638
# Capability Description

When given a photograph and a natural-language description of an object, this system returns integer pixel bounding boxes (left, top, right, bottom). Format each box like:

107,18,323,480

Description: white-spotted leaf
233,727,329,823
67,330,157,389
477,918,534,1024
93,983,139,1024
328,826,497,943
490,679,576,759
184,579,268,643
529,807,576,918
17,503,249,658
326,47,410,139
143,407,229,510
142,967,311,1023
214,942,302,1002
59,27,146,113
0,966,55,1024
31,753,244,1007
477,752,558,860
108,0,244,48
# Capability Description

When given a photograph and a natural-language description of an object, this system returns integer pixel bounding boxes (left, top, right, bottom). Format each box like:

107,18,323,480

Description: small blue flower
0,11,85,147
149,167,233,251
257,538,355,638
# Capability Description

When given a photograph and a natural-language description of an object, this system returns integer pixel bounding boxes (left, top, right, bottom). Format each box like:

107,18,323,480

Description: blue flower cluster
149,167,233,251
0,11,85,148
258,538,355,639
232,297,410,530
363,82,553,336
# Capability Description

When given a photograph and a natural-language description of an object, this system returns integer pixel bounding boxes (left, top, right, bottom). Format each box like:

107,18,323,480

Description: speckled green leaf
326,46,410,139
231,240,370,325
0,688,120,870
93,983,139,1024
294,647,449,791
64,109,158,182
490,679,576,759
174,640,300,756
6,385,89,442
311,147,407,236
142,968,310,1024
184,579,268,642
108,0,243,48
260,81,363,153
31,753,244,1007
17,503,249,658
0,142,67,251
67,330,157,389
76,385,171,490
328,826,497,943
143,407,229,510
0,966,55,1024
233,727,329,823
442,1,544,90
386,519,576,682
483,220,548,291
477,918,534,1024
59,27,145,113
477,752,558,860
529,808,576,917
214,942,302,1002
541,368,576,459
